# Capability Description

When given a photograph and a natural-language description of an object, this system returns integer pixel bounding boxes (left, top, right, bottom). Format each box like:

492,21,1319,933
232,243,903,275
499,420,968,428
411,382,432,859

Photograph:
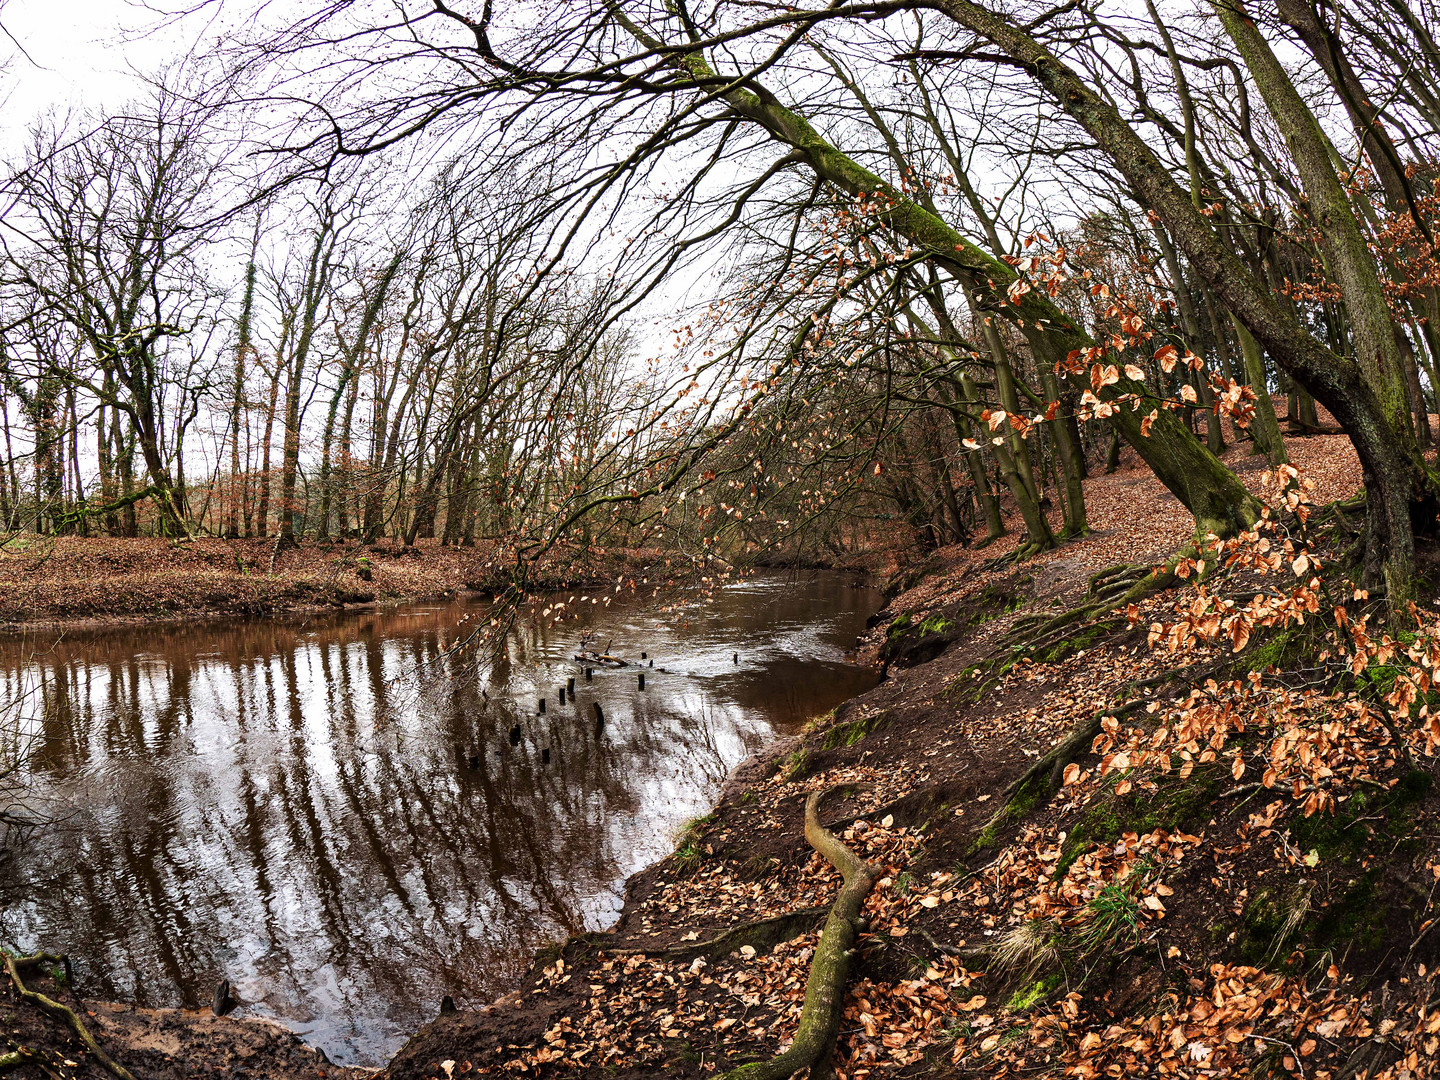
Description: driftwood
573,652,628,668
723,786,878,1080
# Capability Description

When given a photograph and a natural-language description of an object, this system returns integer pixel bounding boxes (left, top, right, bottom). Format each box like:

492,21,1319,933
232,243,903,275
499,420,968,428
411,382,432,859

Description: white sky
0,1,179,144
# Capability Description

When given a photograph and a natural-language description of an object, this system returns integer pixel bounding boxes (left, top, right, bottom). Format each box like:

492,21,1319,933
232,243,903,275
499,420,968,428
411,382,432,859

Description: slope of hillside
371,430,1440,1080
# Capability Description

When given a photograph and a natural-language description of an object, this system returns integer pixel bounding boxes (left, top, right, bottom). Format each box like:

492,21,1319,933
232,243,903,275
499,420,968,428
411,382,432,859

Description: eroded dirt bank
0,536,687,630
372,518,1440,1080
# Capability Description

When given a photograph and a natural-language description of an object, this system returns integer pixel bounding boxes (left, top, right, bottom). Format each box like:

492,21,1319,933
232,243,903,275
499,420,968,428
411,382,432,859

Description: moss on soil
1238,770,1433,968
1053,761,1230,881
821,711,891,750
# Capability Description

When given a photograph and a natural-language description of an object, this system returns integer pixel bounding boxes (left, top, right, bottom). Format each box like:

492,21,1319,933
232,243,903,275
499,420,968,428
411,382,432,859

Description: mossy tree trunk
932,0,1434,604
612,4,1264,545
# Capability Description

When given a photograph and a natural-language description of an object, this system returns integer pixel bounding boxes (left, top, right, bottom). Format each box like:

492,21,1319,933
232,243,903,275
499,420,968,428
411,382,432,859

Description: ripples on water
0,572,881,1065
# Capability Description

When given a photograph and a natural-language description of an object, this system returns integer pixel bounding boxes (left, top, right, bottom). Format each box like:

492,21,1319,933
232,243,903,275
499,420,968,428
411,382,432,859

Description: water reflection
0,573,881,1065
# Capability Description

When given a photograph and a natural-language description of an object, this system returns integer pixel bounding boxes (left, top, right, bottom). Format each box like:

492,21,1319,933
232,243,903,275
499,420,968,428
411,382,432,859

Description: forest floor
0,535,694,630
370,425,1440,1080
0,971,369,1080
10,423,1440,1080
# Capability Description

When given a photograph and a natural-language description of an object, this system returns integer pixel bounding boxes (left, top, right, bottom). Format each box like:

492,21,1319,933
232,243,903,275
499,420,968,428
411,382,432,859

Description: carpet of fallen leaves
0,535,676,626
385,429,1440,1080
883,416,1362,618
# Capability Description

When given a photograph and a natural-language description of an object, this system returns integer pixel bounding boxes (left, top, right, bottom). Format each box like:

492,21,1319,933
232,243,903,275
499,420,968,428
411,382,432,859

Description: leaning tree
189,0,1440,601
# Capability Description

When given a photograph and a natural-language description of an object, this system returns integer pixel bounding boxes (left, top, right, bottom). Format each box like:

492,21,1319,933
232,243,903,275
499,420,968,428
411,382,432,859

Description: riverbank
0,536,686,631
0,965,370,1079
363,430,1440,1080
377,494,1440,1080
11,429,1437,1080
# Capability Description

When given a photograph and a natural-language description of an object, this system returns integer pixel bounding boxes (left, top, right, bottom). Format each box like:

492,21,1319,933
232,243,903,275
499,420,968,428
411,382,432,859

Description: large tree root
3,953,136,1080
610,905,832,962
0,1048,40,1074
723,787,878,1080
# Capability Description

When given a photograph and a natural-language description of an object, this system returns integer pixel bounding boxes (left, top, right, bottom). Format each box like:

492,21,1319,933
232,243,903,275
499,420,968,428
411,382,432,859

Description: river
0,571,882,1065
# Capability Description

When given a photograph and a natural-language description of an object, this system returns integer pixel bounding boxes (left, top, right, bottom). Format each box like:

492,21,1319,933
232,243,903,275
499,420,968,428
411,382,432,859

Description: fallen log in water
573,651,628,667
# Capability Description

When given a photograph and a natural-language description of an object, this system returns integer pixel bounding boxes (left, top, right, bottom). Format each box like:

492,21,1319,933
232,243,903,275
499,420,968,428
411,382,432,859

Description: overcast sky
1,1,180,144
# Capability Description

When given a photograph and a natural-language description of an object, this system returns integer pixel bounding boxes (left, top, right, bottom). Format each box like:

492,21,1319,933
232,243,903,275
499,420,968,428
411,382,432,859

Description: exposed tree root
998,545,1204,669
610,906,831,962
2,952,136,1080
1010,713,1108,801
912,926,990,965
953,558,1168,709
0,1048,40,1074
723,787,879,1080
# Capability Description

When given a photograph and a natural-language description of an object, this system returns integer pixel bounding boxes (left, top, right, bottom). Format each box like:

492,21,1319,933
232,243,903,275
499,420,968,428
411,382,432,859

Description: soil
0,536,686,631
0,967,371,1079
7,427,1436,1080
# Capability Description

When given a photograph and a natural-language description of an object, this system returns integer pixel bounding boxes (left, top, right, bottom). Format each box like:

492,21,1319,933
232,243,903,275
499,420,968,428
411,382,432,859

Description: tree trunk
960,373,1055,552
933,0,1428,601
117,415,137,538
257,364,280,539
1231,317,1288,466
337,372,360,538
278,367,303,542
228,260,257,539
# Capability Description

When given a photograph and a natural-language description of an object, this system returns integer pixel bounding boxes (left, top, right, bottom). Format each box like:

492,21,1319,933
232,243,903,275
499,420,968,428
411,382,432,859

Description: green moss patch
821,710,891,750
1004,972,1064,1013
1054,762,1229,881
1238,770,1431,969
881,583,1024,669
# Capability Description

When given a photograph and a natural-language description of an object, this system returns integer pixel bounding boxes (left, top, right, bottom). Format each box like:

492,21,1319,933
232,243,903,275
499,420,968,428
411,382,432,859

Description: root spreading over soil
14,433,1440,1080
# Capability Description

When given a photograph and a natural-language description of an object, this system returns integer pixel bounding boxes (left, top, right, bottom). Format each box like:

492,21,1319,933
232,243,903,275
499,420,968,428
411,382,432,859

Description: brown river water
0,572,882,1066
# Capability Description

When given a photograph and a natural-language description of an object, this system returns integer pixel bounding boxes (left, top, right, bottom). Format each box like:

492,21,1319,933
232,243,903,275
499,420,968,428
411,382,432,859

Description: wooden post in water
585,668,593,681
567,676,576,697
593,702,605,738
213,979,236,1017
509,724,522,745
538,698,546,714
638,672,645,690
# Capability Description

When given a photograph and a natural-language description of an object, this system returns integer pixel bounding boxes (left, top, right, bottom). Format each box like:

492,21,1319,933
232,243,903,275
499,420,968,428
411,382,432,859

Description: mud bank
0,536,680,631
0,967,371,1079
375,540,1440,1080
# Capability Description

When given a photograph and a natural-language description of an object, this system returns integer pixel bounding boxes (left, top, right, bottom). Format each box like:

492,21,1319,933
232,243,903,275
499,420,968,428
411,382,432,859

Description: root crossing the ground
3,952,136,1080
722,787,879,1080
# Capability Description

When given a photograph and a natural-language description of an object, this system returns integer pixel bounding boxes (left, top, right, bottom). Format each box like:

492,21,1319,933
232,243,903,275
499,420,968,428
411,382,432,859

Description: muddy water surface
0,573,881,1065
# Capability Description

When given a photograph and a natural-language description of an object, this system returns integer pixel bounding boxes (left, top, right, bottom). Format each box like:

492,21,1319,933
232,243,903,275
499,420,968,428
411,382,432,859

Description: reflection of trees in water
0,578,880,1064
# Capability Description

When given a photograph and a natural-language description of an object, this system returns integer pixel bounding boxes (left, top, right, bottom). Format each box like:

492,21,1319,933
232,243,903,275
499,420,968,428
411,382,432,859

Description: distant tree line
1,0,1439,596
